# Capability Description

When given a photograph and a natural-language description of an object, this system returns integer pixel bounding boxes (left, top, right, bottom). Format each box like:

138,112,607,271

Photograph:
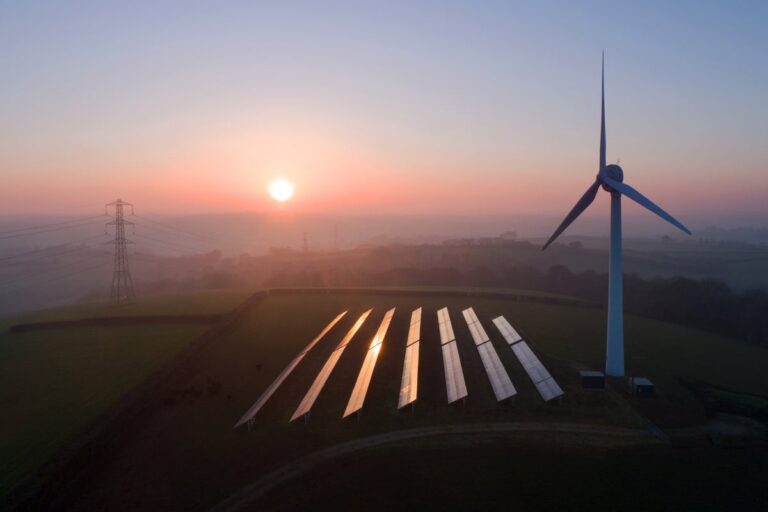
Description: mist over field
3,211,767,255
3,211,767,315
3,211,768,352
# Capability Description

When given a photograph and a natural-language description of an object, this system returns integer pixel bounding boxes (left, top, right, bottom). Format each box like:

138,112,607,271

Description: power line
131,214,214,242
1,261,111,295
133,240,197,255
0,243,107,269
0,251,111,288
133,232,207,254
131,225,210,250
133,242,188,255
0,233,110,265
0,214,105,236
131,254,170,263
131,221,212,250
0,219,105,240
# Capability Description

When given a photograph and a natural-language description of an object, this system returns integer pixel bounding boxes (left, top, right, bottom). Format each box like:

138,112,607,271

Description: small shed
579,370,605,389
631,377,655,397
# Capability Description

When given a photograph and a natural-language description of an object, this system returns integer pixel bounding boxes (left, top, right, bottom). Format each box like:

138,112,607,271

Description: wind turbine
542,55,691,377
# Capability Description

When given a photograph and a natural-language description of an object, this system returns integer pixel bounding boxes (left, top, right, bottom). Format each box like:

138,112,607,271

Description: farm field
0,289,254,497
10,289,761,511
255,435,768,512
0,289,254,328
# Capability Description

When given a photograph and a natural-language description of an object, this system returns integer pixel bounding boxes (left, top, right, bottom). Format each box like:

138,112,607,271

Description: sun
268,178,294,202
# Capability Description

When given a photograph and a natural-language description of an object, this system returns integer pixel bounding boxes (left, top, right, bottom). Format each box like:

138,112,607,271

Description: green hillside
0,289,254,327
4,288,768,510
0,289,252,496
28,289,767,511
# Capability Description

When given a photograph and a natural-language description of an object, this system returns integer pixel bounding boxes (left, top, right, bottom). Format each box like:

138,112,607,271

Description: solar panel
441,341,468,404
290,310,372,422
234,311,348,428
398,308,421,409
510,341,564,402
398,343,419,409
537,377,564,402
437,307,455,345
511,342,547,383
406,307,422,346
343,308,396,418
492,316,523,345
437,307,467,403
462,308,516,402
476,342,517,401
462,307,490,346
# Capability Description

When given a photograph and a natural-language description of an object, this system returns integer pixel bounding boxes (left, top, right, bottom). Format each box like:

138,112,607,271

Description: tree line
266,263,768,347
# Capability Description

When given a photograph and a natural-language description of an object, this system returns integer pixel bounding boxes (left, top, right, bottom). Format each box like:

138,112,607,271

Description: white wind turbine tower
542,55,692,377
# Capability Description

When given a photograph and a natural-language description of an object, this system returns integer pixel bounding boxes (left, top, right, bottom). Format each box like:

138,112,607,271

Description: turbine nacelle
600,164,624,192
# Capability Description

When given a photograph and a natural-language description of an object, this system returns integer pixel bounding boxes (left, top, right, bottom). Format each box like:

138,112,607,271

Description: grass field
0,289,253,497
33,289,766,511
0,289,254,329
256,436,768,511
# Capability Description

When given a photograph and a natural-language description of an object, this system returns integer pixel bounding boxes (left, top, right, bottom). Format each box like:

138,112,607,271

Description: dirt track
210,422,652,512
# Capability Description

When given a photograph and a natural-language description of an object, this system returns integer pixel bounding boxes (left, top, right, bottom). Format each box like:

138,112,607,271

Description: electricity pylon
106,198,135,303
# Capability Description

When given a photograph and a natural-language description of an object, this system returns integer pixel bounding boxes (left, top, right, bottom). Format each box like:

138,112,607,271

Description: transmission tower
106,198,135,303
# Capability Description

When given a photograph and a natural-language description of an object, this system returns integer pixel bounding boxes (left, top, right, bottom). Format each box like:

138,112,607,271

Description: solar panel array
492,315,563,401
344,308,396,418
462,308,516,402
492,316,523,345
437,307,468,404
493,314,564,402
234,311,348,428
511,342,564,401
238,307,567,428
398,307,422,409
290,309,372,421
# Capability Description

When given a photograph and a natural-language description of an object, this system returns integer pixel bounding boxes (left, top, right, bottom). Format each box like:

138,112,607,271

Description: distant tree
205,271,236,289
545,265,574,292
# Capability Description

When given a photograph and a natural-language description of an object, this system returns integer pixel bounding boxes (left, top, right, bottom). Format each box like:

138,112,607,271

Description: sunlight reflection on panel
291,309,372,422
398,307,422,409
462,307,516,401
234,310,348,428
438,307,467,404
344,308,395,418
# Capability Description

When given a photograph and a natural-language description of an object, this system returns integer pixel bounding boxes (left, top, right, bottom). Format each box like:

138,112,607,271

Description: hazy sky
1,0,766,220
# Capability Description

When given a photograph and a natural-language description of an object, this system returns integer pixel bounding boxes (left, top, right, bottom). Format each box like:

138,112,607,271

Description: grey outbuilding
579,370,606,389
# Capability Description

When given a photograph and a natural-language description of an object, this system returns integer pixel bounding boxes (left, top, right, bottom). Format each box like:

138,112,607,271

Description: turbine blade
600,52,606,172
542,180,601,250
602,177,692,235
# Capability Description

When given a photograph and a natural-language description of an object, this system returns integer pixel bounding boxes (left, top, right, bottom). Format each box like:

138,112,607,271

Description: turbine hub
601,164,624,191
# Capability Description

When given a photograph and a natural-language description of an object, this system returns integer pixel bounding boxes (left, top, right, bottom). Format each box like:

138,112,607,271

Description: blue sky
1,1,766,216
